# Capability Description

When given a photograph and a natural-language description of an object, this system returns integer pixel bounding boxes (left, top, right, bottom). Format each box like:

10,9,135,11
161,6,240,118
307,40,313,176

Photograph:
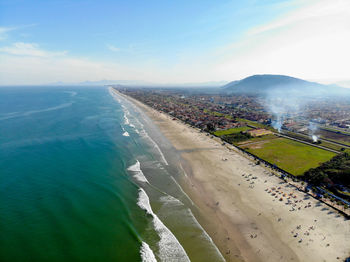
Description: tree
206,123,215,132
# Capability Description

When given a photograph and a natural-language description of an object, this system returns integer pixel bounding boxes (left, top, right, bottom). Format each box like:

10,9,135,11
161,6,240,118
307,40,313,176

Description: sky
0,0,349,85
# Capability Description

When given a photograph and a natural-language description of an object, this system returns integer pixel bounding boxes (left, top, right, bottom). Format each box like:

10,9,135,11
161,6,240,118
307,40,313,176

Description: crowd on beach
201,123,349,261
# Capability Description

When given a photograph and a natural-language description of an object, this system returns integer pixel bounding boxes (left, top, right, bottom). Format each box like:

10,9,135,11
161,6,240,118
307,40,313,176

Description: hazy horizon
0,0,349,86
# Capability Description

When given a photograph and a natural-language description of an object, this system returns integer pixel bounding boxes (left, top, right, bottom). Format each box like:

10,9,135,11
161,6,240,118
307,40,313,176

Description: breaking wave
140,241,157,262
137,188,190,262
139,129,169,165
109,88,168,165
127,160,149,183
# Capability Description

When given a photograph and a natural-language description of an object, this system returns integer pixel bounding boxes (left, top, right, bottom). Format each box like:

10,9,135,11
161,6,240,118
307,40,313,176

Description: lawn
214,126,251,136
283,130,344,152
241,137,336,176
236,134,277,145
236,118,273,130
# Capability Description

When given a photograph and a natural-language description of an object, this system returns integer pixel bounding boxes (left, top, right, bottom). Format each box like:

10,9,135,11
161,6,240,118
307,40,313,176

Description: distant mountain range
48,80,228,87
222,74,348,96
45,75,349,94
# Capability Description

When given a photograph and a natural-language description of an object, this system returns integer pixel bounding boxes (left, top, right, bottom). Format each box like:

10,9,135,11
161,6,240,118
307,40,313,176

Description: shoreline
115,89,350,262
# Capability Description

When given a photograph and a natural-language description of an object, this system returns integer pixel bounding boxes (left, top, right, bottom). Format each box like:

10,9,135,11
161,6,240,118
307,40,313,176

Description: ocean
0,86,224,262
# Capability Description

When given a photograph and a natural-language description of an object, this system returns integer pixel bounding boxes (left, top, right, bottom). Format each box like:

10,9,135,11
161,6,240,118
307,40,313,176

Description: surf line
109,87,168,166
137,188,190,262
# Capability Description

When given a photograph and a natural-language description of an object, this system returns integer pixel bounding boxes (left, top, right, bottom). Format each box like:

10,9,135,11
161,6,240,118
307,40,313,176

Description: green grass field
236,134,277,145
241,137,336,176
283,130,344,152
236,118,273,130
214,126,251,136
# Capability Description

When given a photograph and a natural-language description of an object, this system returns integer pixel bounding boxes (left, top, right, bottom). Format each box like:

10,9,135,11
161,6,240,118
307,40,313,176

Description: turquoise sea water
0,86,224,262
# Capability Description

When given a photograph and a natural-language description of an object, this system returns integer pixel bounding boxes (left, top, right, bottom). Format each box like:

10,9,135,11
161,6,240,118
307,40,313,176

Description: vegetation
319,133,350,147
242,138,336,176
303,153,350,188
204,108,270,129
203,109,225,117
235,118,271,129
320,126,350,136
237,134,277,145
319,141,347,152
283,130,345,152
214,126,251,136
221,132,252,143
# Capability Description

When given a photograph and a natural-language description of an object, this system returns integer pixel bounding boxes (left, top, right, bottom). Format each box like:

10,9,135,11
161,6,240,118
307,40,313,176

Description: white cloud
0,42,144,85
0,41,208,85
0,42,67,57
248,0,348,36
0,26,16,41
213,0,350,83
1,1,349,85
0,24,37,41
106,44,120,52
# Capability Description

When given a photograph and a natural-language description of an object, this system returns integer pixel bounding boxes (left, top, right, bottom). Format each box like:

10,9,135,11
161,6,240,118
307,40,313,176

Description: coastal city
117,87,350,132
116,86,350,217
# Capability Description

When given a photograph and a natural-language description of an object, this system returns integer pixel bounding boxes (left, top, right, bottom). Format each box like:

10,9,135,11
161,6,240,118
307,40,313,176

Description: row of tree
302,153,350,189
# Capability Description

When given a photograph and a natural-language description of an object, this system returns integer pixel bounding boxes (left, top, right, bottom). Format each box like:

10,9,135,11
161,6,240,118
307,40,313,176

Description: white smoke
264,87,303,132
259,82,350,135
271,113,283,132
309,122,319,142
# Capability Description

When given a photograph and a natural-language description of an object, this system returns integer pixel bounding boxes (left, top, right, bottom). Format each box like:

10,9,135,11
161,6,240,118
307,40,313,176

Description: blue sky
0,0,349,85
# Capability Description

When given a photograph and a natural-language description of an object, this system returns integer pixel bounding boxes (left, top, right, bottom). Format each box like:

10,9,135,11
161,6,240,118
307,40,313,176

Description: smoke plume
308,122,319,142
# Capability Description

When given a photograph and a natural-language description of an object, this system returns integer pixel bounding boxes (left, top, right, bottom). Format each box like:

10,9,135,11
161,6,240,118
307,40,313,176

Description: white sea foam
108,88,168,165
109,88,140,133
122,131,130,137
140,241,157,262
158,194,225,261
186,209,225,261
122,108,138,129
0,111,18,117
129,116,143,133
64,91,77,97
140,130,169,166
127,160,149,183
137,188,190,262
170,176,194,206
108,87,122,103
0,102,73,121
124,115,130,125
159,195,184,207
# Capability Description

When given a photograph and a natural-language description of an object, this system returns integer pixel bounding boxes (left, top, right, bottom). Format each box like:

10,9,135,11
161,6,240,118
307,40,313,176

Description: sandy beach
118,91,350,262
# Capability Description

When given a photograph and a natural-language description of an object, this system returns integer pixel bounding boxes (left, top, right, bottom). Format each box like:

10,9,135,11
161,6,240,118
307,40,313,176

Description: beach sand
119,91,350,262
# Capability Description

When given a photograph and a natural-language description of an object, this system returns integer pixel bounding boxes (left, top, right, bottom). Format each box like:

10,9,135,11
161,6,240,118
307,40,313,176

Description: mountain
334,80,350,89
222,74,347,96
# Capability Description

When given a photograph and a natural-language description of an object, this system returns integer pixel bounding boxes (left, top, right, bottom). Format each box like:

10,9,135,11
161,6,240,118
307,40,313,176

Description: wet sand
118,91,350,262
